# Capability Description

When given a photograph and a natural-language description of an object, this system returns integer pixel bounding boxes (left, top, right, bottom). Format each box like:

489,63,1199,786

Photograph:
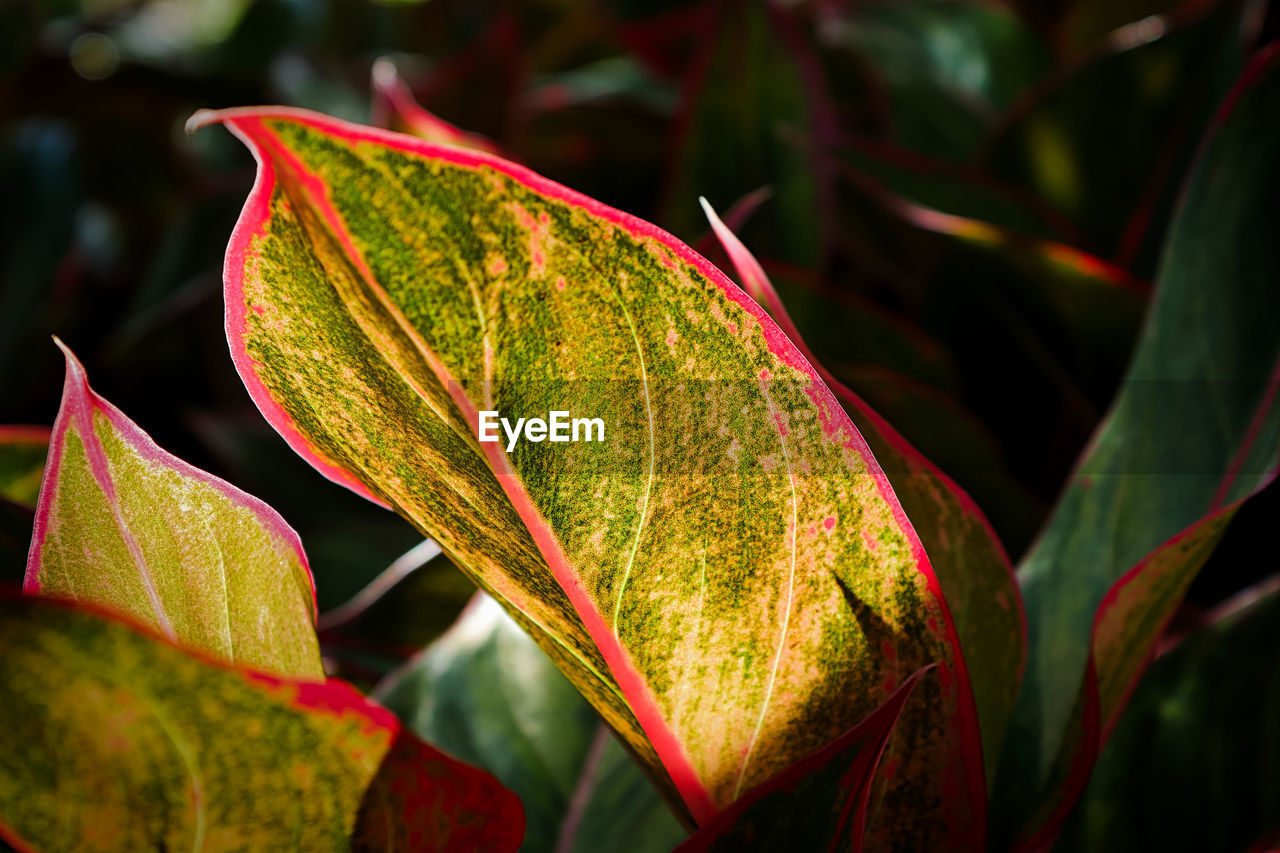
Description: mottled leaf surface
0,427,47,508
993,44,1280,848
704,201,1022,787
676,666,928,853
194,105,984,844
25,343,322,680
0,594,523,853
377,593,687,853
1060,580,1280,852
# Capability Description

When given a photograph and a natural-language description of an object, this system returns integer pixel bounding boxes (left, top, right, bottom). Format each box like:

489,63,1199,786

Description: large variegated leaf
703,200,1023,785
25,342,322,680
191,105,985,845
993,44,1280,849
0,593,523,852
377,593,686,853
0,426,47,508
1059,578,1280,852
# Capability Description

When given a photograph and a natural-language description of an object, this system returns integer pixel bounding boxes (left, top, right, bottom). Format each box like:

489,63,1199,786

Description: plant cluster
1,1,1278,851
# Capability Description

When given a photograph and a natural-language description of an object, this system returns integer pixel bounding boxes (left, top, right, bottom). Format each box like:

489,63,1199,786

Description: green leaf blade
1060,579,1280,852
25,342,322,681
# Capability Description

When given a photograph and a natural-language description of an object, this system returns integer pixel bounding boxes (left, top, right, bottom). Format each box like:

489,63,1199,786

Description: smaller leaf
662,0,827,266
26,340,322,680
0,593,523,853
676,667,930,852
0,426,48,508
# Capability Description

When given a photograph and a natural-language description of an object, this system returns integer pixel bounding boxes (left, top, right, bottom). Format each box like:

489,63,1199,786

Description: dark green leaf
376,594,686,853
1058,579,1280,852
992,43,1280,847
662,1,825,266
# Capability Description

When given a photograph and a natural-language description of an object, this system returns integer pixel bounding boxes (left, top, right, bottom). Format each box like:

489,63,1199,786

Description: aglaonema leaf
0,593,523,852
25,341,322,681
992,43,1280,849
676,666,930,853
1058,578,1280,853
190,105,986,846
376,593,687,853
703,200,1024,786
0,426,48,508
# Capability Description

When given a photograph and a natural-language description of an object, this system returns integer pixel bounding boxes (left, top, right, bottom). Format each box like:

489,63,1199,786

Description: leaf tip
370,56,398,91
52,337,91,397
184,108,225,135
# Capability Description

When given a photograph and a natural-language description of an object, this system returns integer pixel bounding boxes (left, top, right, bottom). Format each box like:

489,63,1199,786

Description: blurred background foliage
0,0,1277,844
